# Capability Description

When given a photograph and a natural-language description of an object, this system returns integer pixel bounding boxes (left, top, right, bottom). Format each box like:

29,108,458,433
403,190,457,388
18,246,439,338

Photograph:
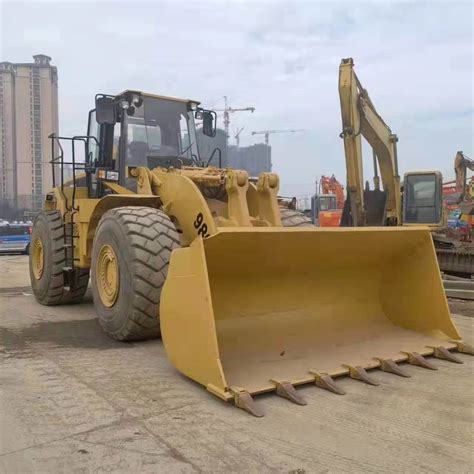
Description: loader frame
45,113,284,271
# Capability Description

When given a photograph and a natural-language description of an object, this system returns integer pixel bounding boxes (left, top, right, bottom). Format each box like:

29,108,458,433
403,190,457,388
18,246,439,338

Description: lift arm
339,58,401,226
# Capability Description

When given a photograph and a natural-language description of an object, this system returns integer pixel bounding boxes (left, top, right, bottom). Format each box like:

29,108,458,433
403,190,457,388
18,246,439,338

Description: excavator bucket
160,226,462,413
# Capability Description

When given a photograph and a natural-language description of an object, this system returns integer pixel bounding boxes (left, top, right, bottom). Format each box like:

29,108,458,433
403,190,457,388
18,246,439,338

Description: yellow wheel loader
30,90,472,416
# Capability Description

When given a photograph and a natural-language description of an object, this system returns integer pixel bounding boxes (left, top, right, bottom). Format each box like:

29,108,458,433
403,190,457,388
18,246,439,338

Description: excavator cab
403,171,444,226
311,194,342,227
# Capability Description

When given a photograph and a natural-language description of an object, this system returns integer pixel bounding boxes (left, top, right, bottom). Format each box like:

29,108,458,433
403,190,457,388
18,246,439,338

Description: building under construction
197,128,272,176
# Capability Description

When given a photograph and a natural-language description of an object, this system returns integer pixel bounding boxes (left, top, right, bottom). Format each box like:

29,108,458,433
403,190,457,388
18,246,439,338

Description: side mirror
202,111,217,137
195,108,217,137
95,95,116,125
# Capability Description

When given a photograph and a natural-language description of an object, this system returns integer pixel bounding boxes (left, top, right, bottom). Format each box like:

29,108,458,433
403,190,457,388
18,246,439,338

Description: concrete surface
0,254,30,289
0,255,473,473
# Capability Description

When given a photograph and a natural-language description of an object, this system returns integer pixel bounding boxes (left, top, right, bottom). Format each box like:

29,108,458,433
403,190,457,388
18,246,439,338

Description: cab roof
117,90,200,106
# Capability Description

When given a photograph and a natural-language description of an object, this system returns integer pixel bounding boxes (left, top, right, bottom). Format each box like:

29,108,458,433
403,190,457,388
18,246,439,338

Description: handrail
206,147,222,168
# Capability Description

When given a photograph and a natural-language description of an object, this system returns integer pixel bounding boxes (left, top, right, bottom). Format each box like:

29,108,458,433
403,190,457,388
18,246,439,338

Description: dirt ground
1,255,473,473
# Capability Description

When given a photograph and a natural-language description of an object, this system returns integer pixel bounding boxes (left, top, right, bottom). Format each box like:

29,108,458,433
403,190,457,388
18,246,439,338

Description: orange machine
320,175,345,209
315,175,345,227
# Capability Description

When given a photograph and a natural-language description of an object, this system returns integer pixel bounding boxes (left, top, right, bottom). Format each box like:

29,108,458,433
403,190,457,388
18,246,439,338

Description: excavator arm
454,151,474,202
339,58,401,226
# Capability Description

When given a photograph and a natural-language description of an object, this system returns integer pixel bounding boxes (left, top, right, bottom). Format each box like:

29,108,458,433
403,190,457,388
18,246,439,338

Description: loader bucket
160,226,461,406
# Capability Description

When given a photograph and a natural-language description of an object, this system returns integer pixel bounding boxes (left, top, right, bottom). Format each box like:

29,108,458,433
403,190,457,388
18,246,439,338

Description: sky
1,0,473,197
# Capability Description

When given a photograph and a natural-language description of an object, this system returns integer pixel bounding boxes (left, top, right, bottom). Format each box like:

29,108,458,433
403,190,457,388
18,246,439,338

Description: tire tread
31,211,89,305
93,206,180,341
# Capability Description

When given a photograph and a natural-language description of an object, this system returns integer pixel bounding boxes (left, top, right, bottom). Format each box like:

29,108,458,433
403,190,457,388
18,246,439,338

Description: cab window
319,196,336,211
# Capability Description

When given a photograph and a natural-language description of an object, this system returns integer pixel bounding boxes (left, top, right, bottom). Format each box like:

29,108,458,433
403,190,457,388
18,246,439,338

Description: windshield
319,196,336,211
125,96,199,168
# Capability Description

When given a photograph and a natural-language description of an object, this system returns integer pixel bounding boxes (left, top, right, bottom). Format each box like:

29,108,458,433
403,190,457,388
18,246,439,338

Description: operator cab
403,171,443,226
311,194,337,222
87,90,216,197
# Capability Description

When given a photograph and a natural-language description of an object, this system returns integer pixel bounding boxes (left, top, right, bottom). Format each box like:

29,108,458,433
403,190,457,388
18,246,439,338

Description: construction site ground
1,254,473,473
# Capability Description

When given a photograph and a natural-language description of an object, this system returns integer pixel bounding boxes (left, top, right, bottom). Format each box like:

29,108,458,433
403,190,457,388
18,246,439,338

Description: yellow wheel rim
96,244,119,307
32,237,44,280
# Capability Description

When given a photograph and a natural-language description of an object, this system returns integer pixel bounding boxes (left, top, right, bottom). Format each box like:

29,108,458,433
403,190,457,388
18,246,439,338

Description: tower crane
234,127,245,147
214,96,255,143
251,129,305,145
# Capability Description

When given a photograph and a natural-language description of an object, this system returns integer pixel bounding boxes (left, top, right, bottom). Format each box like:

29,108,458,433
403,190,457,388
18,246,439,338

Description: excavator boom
339,58,401,226
455,151,474,203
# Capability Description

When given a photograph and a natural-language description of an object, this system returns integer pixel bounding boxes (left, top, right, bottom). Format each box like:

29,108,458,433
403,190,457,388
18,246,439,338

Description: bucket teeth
428,346,463,364
451,341,474,355
229,387,264,417
376,358,411,378
343,365,379,386
310,372,346,395
402,352,437,370
271,380,307,406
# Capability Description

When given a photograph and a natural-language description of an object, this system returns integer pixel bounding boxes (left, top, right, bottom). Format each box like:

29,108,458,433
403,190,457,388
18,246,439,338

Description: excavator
443,151,474,239
320,175,345,209
437,151,474,274
454,151,474,217
311,175,344,227
338,58,474,276
29,87,472,417
339,57,441,228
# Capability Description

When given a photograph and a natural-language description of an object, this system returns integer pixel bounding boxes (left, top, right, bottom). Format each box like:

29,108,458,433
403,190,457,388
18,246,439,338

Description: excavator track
436,247,474,277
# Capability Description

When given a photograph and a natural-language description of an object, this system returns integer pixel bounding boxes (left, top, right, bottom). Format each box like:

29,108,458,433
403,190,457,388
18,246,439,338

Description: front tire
29,211,89,305
91,206,180,341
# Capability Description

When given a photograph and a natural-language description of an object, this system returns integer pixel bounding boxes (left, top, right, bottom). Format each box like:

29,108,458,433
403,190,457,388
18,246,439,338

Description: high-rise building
0,54,58,213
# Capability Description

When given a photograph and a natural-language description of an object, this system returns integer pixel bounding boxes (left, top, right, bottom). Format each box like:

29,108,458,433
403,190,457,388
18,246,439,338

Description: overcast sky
1,0,472,197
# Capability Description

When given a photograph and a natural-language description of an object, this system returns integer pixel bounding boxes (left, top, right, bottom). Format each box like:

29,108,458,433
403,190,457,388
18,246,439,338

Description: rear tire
29,211,90,305
280,208,314,227
91,206,180,341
